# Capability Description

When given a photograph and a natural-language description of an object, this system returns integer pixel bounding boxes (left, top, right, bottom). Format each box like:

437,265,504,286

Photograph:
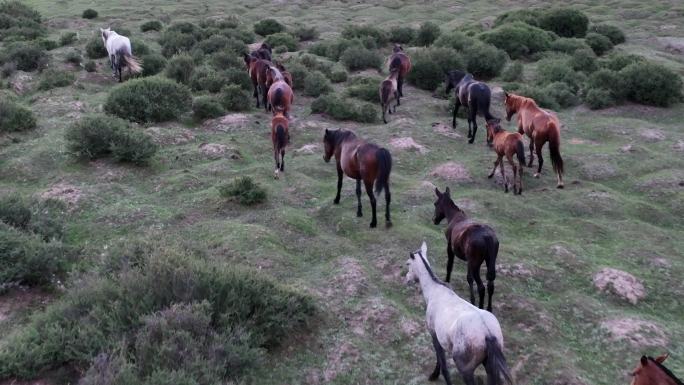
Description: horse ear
445,186,451,196
641,356,649,366
655,353,669,363
420,241,427,257
435,187,441,197
504,90,509,98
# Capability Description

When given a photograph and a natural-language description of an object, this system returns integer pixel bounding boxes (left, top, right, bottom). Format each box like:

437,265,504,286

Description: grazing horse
405,242,513,385
100,28,142,82
243,54,272,109
388,44,411,99
251,42,272,61
271,112,290,179
631,354,682,385
323,129,392,228
486,119,526,195
433,187,498,312
267,76,294,118
445,70,495,144
504,92,564,188
380,67,400,124
274,62,293,87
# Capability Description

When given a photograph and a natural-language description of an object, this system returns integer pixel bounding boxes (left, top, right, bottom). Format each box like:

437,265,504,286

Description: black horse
250,42,272,61
445,70,496,144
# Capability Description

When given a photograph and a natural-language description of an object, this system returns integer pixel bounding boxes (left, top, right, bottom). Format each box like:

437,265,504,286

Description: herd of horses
97,28,679,385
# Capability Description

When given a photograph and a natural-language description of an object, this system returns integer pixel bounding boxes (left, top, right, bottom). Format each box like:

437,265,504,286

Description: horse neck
415,259,441,300
444,201,466,223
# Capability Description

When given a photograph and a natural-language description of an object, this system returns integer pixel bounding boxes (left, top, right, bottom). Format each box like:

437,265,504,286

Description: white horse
405,242,513,385
100,28,142,82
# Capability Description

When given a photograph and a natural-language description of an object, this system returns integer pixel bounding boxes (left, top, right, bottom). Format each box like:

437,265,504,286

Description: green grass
1,0,684,384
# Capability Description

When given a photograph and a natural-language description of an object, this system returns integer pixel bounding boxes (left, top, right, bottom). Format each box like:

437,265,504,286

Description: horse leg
485,251,496,313
467,270,475,305
488,157,500,179
118,62,122,83
333,164,343,204
430,333,451,384
364,179,377,228
528,138,534,167
452,100,461,129
356,179,363,217
280,149,285,172
508,156,519,195
500,157,508,193
468,104,478,144
453,353,476,385
273,147,280,179
253,81,260,108
445,244,455,283
394,91,400,111
382,103,388,124
398,74,404,98
534,137,544,178
384,183,391,228
473,267,486,309
262,85,269,111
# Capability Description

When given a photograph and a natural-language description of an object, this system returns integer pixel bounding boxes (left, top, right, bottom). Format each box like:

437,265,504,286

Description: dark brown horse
631,354,683,385
504,92,564,188
250,42,272,61
486,119,526,195
323,129,392,228
271,112,290,179
445,70,495,144
267,75,294,118
380,67,399,124
388,44,411,99
433,187,498,312
274,62,293,87
243,54,272,110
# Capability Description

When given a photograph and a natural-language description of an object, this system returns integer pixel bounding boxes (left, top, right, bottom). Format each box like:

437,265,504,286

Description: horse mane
416,250,450,288
327,129,356,147
649,357,684,385
447,70,467,86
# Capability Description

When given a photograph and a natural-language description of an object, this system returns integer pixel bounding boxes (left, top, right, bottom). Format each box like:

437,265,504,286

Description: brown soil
389,137,427,153
430,162,472,183
600,318,668,347
40,183,82,207
294,143,321,155
198,143,241,159
432,122,462,139
593,268,646,304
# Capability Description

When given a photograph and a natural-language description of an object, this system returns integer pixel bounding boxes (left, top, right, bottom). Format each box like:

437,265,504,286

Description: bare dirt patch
657,37,684,54
349,297,396,339
674,140,684,152
389,137,427,153
638,128,666,142
601,318,668,347
198,143,242,160
294,143,321,155
432,122,462,139
593,268,645,304
0,288,52,322
327,257,368,298
203,113,252,131
568,138,597,145
40,183,82,207
9,71,33,95
146,127,195,146
430,162,472,183
498,263,534,278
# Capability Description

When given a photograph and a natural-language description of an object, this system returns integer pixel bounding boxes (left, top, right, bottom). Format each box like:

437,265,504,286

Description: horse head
405,241,428,285
445,70,466,96
485,118,501,146
504,92,518,122
433,187,458,225
100,27,112,44
323,129,335,163
631,354,680,385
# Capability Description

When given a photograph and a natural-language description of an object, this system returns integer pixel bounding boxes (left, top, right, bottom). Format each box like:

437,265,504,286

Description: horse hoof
369,222,377,228
333,199,340,205
468,139,475,144
534,173,540,178
488,174,494,179
385,221,393,228
428,373,439,381
557,184,564,189
357,212,363,217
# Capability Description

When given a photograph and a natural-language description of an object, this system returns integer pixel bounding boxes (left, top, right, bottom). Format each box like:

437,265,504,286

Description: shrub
222,28,255,45
311,94,377,123
82,8,98,19
479,22,554,59
539,8,588,38
590,24,625,45
463,42,507,79
309,38,361,61
536,57,582,90
619,61,684,107
209,51,243,70
294,25,318,41
0,195,31,229
141,53,166,76
585,32,613,56
265,32,297,52
219,177,266,205
585,69,623,99
494,9,542,27
64,50,82,65
35,39,58,51
0,98,36,132
105,77,192,122
584,88,616,109
84,60,96,72
197,34,231,54
340,46,382,71
550,37,591,54
389,26,415,44
328,67,347,83
37,69,75,90
59,32,77,46
501,61,523,82
434,31,476,51
513,85,560,110
407,47,464,91
341,24,388,46
159,29,199,57
129,38,150,55
224,67,252,91
415,21,441,46
254,18,284,36
0,1,44,41
569,48,598,73
219,84,251,111
1,61,16,78
346,80,380,102
110,129,157,165
192,96,225,119
603,52,644,71
65,115,127,158
164,53,195,84
285,61,307,90
303,71,331,97
1,43,47,71
85,35,107,59
141,20,163,32
543,81,580,108
0,197,65,241
189,66,226,92
274,45,287,54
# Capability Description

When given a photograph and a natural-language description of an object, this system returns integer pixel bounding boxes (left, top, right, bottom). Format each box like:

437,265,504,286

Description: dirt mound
639,128,666,142
204,113,251,131
294,143,320,155
40,183,82,207
601,318,668,347
0,288,51,322
430,162,472,183
658,37,684,54
673,140,684,152
198,143,241,159
593,268,645,304
389,137,426,153
9,71,33,95
349,297,396,338
329,257,367,297
146,126,195,145
432,122,462,139
498,263,534,278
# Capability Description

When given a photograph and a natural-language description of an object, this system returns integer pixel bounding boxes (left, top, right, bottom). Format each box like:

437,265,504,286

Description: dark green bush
0,195,31,229
584,88,616,109
415,21,441,46
309,38,361,61
340,46,382,71
190,66,226,92
329,67,347,83
82,8,98,19
294,25,318,41
603,52,644,71
513,85,560,110
110,129,157,165
141,53,166,76
59,32,77,46
209,51,243,70
463,42,507,79
193,96,225,119
0,98,36,132
536,57,583,91
585,69,623,99
0,196,66,242
539,8,588,38
341,24,388,46
84,60,96,72
219,84,251,111
265,32,297,52
221,27,255,45
65,115,127,159
219,176,266,205
585,32,613,56
254,18,285,36
224,67,252,91
590,24,625,45
407,47,464,91
494,9,541,27
501,61,523,82
0,1,44,41
479,22,554,59
35,39,58,51
285,61,307,90
346,80,380,102
38,69,75,90
141,20,163,32
85,35,107,59
197,34,231,54
543,81,580,108
129,38,150,55
1,43,47,71
434,31,476,51
164,53,195,84
619,61,684,107
389,26,415,44
64,50,82,65
311,94,377,123
303,71,332,97
159,29,199,57
570,48,598,73
550,37,591,53
105,77,192,122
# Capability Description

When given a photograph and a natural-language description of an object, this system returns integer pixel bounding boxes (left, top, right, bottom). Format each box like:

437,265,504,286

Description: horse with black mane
323,129,392,228
243,53,271,109
271,112,290,179
380,67,400,124
486,118,526,195
250,42,272,61
388,44,411,99
267,67,294,117
631,353,683,385
445,70,495,144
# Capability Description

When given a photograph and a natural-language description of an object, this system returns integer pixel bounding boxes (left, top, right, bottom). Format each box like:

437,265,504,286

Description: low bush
0,195,31,229
85,35,107,59
584,88,616,109
311,94,377,123
219,84,251,111
543,81,580,108
59,32,77,46
514,85,561,110
538,8,589,38
389,26,415,44
346,79,380,103
294,25,318,41
224,67,252,91
190,66,227,92
0,98,36,132
603,52,644,71
285,61,307,90
140,53,166,76
494,9,542,28
36,39,58,51
1,61,16,78
192,96,225,119
479,22,554,59
590,24,625,45
341,24,388,46
584,69,623,99
340,46,382,71
550,37,591,54
0,43,47,71
264,32,297,52
0,1,45,42
536,56,583,91
209,51,243,70
105,77,192,122
129,39,150,55
64,50,82,65
84,60,96,72
434,31,476,51
415,21,441,46
501,61,523,82
164,53,195,84
110,129,157,165
328,67,347,83
585,32,613,56
37,69,75,90
219,176,266,205
570,48,598,73
463,42,507,79
197,34,232,54
140,20,163,32
65,115,127,159
309,38,361,61
159,29,199,57
254,19,285,36
303,70,332,97
82,8,97,19
619,61,684,107
407,47,464,91
0,196,66,241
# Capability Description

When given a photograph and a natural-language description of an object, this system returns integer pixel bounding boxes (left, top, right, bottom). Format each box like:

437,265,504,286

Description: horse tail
515,139,525,167
275,124,288,150
547,121,564,177
481,86,495,122
374,148,392,195
485,234,498,282
389,56,402,71
485,336,513,385
122,53,142,74
272,87,284,112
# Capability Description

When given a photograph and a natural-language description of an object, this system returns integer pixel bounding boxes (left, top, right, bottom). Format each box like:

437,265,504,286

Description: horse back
449,221,496,260
389,53,411,75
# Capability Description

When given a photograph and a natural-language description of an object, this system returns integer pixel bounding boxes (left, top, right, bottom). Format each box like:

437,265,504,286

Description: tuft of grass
37,69,75,90
219,176,267,205
140,20,163,32
254,18,284,36
0,98,36,132
105,76,192,123
59,32,77,46
81,8,98,19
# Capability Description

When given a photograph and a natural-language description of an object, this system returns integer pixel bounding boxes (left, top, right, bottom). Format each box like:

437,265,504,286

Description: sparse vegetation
105,77,192,122
193,95,225,119
303,70,332,97
0,43,47,71
0,1,45,41
0,98,36,132
254,18,285,36
37,69,75,90
141,20,163,32
340,46,382,71
219,84,251,111
311,94,377,123
585,32,614,56
219,176,267,205
264,32,298,52
59,32,77,46
164,53,195,84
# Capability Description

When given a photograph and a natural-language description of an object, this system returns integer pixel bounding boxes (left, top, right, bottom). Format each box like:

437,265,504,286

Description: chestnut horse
433,187,498,312
388,44,411,99
445,70,495,144
323,129,392,228
243,54,271,109
486,119,526,195
271,112,290,179
504,92,564,188
380,67,400,124
631,354,682,385
267,75,294,118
